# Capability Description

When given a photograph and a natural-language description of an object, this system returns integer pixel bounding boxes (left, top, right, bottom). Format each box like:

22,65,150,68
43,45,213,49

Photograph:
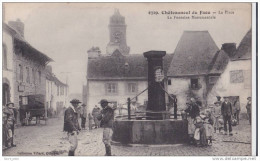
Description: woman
185,98,200,144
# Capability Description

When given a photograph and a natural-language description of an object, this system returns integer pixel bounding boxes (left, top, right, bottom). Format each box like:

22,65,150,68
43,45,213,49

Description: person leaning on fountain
96,99,116,156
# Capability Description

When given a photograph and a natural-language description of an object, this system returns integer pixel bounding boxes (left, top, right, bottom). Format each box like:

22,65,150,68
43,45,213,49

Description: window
230,70,243,83
3,44,7,69
32,69,35,84
18,64,23,82
60,86,64,95
190,78,199,89
47,81,49,93
38,71,41,84
60,102,64,108
168,79,172,85
127,83,137,93
106,83,117,94
26,67,30,83
57,86,59,96
109,101,117,108
209,76,219,85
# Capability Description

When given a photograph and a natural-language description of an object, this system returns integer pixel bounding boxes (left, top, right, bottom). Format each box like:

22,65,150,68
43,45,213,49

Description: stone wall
13,51,47,123
167,76,208,110
207,60,252,113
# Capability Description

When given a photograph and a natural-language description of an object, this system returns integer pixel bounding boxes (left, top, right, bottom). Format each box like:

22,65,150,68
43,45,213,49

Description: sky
4,3,252,94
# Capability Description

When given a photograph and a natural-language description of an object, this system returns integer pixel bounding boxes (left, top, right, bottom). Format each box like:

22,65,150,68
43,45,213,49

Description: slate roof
87,51,173,80
167,31,219,77
208,50,230,74
46,70,67,86
231,29,252,61
3,23,53,64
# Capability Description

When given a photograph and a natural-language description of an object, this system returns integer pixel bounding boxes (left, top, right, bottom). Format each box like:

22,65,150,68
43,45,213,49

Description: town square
2,2,256,158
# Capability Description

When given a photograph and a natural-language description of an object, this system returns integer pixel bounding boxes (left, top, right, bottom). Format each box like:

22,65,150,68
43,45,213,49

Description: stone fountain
112,51,188,144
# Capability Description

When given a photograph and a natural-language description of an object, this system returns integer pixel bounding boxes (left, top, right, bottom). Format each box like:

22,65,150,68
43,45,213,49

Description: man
63,99,81,156
3,102,17,147
246,97,251,125
97,99,115,156
221,97,233,135
92,105,101,128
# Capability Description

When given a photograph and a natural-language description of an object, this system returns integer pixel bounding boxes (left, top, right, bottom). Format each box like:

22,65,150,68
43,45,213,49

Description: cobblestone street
3,117,251,156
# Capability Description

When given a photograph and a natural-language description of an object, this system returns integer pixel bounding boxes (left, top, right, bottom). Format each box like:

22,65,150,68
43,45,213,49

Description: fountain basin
112,119,188,144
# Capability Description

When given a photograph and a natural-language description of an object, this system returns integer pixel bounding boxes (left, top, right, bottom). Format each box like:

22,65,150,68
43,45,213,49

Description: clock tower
106,9,130,55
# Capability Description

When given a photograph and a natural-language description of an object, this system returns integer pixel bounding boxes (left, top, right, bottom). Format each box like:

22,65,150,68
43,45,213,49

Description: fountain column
143,51,166,120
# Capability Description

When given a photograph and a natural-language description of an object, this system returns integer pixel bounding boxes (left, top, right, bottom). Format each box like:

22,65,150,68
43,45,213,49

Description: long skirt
204,123,214,139
187,117,195,135
194,127,207,145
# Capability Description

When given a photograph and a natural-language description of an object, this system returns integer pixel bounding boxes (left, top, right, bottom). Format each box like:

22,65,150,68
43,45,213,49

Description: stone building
167,31,226,109
3,20,52,123
3,23,15,106
207,29,252,114
86,49,173,113
46,65,69,117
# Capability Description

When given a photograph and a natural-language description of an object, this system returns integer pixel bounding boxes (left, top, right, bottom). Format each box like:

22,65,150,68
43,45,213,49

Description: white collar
70,106,76,113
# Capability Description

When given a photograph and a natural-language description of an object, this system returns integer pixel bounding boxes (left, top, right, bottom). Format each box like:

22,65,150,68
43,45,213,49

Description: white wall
3,30,14,103
87,80,148,114
207,60,251,113
167,76,207,110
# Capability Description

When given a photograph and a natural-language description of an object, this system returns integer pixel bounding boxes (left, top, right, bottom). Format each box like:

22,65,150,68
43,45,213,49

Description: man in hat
80,104,87,129
3,102,17,147
221,97,233,135
63,99,81,156
246,97,251,125
97,99,115,156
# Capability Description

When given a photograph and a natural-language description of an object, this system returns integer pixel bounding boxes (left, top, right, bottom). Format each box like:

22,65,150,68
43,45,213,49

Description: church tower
106,9,130,55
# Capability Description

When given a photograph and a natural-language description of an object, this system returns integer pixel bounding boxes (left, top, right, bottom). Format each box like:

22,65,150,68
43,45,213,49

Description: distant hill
69,93,82,102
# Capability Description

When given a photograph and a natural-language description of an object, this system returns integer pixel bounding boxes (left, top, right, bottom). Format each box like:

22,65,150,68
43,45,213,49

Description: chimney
87,46,101,59
221,43,236,57
8,19,24,38
46,65,52,73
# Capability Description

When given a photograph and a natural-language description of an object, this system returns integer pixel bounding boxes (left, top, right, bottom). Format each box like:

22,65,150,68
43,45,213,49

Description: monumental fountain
112,51,188,144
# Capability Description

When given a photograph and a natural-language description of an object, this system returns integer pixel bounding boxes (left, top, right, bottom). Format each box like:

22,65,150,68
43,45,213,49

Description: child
193,116,207,147
213,101,222,133
204,109,214,145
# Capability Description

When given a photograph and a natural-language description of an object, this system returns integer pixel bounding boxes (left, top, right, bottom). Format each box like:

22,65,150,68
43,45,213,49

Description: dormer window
124,62,130,73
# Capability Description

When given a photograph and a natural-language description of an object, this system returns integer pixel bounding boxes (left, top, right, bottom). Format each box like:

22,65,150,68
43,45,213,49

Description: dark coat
97,106,114,128
246,101,251,114
221,102,233,116
63,107,80,133
185,102,200,119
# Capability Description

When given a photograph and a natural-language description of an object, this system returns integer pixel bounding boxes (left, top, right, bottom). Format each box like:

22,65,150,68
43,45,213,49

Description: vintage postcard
2,2,257,159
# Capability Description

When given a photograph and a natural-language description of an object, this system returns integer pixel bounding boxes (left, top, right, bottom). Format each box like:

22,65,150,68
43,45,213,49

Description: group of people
2,102,17,149
88,105,101,130
185,96,252,147
63,98,115,156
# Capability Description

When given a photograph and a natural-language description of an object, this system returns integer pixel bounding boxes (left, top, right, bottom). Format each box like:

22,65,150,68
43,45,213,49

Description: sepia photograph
1,2,257,158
